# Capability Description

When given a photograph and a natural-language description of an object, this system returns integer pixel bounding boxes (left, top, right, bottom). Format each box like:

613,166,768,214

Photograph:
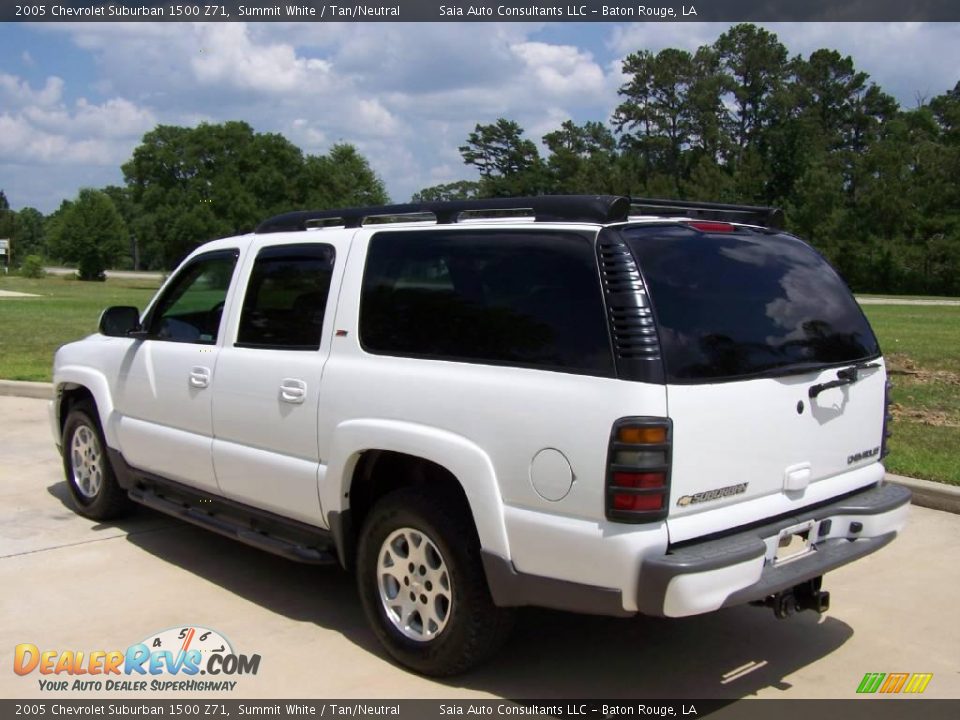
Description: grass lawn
857,294,960,303
862,304,960,486
1,274,957,485
0,274,160,381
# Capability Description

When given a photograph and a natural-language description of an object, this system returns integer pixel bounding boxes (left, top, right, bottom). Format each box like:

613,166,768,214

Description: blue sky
1,21,958,213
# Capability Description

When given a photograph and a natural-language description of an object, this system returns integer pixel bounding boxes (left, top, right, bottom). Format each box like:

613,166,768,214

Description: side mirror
99,306,143,338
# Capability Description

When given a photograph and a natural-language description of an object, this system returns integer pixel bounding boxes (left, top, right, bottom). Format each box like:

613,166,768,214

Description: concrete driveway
2,395,958,700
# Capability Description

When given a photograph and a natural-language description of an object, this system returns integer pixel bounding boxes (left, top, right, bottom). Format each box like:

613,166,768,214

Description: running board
128,484,338,566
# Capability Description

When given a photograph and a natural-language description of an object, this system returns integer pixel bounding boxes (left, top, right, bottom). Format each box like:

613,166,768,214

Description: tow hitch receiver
754,576,831,619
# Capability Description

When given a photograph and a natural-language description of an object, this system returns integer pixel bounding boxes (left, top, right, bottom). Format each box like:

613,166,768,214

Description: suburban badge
677,482,749,507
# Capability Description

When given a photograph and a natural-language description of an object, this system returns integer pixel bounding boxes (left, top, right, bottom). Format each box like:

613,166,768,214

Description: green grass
862,305,960,485
1,276,957,485
856,294,960,302
864,304,960,373
0,275,160,381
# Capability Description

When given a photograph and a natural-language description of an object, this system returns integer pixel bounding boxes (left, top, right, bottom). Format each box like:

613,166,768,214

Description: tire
356,487,515,676
62,402,133,521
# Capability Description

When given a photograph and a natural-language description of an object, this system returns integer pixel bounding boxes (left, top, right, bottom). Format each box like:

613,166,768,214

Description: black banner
3,0,960,23
1,700,959,720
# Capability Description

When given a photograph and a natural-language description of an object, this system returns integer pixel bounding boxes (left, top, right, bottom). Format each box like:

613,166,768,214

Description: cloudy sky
1,21,958,213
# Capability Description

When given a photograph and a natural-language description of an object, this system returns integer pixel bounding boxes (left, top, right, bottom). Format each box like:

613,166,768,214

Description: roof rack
254,194,785,234
255,195,631,233
628,197,784,229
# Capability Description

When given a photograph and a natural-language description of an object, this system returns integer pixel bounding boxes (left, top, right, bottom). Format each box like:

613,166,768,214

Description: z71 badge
677,482,749,507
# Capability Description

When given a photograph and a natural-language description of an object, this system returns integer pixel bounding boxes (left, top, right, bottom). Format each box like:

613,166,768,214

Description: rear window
623,226,880,382
360,229,613,376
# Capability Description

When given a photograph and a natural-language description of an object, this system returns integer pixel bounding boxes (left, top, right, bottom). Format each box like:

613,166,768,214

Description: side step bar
128,485,339,566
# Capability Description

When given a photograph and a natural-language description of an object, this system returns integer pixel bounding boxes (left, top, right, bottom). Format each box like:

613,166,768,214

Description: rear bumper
636,482,911,617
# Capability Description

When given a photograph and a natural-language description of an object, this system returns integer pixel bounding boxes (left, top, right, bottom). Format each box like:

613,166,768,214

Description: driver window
149,251,238,344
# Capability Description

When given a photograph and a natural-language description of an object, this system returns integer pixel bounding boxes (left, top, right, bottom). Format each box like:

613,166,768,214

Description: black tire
356,487,515,676
62,402,133,521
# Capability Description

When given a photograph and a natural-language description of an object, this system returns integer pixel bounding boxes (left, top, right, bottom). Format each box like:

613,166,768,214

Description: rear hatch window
622,224,885,531
622,225,880,382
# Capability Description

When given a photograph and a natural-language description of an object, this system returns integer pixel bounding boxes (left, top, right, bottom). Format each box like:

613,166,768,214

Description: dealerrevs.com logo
14,626,260,692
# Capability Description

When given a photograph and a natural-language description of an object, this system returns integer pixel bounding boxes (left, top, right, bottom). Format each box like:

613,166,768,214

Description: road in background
42,267,163,281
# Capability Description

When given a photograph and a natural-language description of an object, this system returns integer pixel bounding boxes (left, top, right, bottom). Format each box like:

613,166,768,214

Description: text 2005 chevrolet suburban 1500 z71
51,195,911,676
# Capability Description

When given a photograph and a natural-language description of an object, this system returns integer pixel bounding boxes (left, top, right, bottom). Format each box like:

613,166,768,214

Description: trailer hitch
753,576,831,619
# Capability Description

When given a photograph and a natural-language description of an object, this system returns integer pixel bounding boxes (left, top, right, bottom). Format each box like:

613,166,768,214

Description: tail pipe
753,576,831,619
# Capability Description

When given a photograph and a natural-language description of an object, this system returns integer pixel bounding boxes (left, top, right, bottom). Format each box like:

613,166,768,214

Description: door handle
189,366,211,388
280,378,307,404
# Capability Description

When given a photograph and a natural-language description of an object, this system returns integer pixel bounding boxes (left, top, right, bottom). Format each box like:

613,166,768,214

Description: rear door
210,239,345,526
623,225,886,535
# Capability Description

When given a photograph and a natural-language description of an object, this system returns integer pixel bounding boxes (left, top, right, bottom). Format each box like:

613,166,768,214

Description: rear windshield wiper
723,361,839,382
808,362,881,399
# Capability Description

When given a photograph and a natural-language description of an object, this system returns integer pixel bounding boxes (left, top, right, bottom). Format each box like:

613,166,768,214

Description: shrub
19,255,46,278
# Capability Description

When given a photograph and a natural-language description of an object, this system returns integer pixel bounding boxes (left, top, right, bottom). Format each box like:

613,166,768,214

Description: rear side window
360,230,614,376
623,226,880,382
236,244,335,350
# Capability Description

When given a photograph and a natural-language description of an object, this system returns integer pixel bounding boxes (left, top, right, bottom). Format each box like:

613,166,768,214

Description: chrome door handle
280,378,307,404
189,366,211,388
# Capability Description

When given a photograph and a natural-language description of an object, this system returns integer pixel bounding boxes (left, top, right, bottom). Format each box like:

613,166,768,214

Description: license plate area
774,520,816,565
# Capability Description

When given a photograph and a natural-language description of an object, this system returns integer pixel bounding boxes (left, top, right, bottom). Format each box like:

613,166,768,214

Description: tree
714,24,789,153
0,190,14,242
123,122,297,267
411,180,482,202
13,207,46,264
459,119,546,196
47,189,127,280
300,143,388,209
542,120,619,193
122,122,388,268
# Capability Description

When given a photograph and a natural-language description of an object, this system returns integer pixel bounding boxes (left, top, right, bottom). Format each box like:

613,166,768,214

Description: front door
114,249,239,492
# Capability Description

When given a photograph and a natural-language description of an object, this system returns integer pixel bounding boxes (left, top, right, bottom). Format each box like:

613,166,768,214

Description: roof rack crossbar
628,197,784,229
255,195,632,234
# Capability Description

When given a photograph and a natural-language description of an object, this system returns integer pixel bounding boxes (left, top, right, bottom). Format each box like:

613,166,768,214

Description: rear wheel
62,402,133,521
356,487,514,676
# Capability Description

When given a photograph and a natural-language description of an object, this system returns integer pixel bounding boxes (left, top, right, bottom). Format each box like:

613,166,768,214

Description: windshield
623,225,880,382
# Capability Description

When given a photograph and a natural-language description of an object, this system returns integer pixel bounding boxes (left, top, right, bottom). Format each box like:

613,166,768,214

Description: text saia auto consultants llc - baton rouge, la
13,627,260,692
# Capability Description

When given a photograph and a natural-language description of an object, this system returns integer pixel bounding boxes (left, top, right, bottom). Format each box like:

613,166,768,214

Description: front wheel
62,402,133,521
356,488,514,676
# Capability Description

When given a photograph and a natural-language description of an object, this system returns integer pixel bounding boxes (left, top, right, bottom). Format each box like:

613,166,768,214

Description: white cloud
190,23,333,93
0,113,113,165
0,73,64,108
0,74,155,168
511,42,607,98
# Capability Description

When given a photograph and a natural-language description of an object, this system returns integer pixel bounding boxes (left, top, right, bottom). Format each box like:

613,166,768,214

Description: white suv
51,195,910,675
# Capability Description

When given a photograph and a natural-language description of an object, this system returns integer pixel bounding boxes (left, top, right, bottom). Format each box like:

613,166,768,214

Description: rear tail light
881,378,893,458
606,418,672,523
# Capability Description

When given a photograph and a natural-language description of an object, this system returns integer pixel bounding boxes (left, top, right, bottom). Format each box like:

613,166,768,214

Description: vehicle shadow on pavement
45,481,179,535
463,605,850,699
115,504,856,700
